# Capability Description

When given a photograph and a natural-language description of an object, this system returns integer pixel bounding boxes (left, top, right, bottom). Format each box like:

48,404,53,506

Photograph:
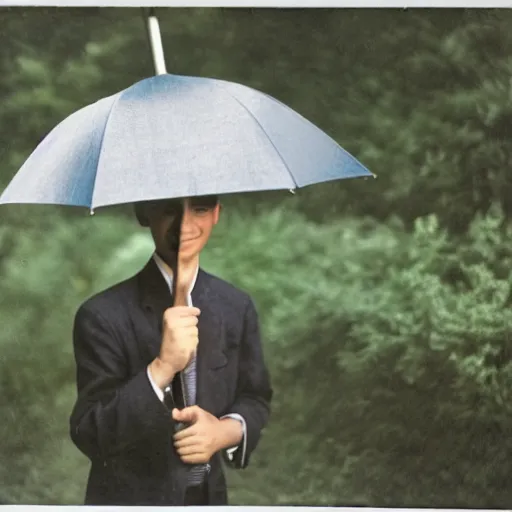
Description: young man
69,195,273,506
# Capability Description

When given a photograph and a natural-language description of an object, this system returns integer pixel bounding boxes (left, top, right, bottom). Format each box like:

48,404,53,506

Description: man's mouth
165,231,197,251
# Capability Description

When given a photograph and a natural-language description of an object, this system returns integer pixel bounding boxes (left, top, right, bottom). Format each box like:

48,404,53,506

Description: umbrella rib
260,91,375,179
218,86,299,190
89,94,124,210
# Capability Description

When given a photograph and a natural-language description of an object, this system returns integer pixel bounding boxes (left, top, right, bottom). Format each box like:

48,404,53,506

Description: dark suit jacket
69,257,273,506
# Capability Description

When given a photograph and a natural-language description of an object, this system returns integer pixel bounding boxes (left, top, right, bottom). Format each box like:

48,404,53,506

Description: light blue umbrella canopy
0,73,373,211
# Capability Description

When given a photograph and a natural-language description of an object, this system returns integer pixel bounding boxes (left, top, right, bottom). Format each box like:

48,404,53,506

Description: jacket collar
138,256,206,315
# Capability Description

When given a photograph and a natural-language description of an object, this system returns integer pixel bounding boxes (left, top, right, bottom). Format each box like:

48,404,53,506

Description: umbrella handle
142,7,167,75
167,204,185,307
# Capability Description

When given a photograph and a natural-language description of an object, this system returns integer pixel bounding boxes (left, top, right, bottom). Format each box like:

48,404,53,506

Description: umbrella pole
168,206,185,307
142,8,183,305
142,9,189,426
143,7,167,75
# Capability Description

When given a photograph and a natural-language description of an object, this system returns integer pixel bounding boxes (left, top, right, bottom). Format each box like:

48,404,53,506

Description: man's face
145,196,220,266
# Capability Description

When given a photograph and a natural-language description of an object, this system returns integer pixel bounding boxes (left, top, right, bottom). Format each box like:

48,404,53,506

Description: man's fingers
166,306,201,317
174,435,202,449
173,424,198,441
180,453,209,465
180,316,199,327
176,444,203,456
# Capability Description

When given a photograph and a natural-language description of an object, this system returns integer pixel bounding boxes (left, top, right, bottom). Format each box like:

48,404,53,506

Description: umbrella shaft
168,206,184,306
146,10,167,75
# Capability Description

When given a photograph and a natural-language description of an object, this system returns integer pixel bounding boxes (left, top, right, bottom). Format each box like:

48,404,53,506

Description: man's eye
193,207,209,214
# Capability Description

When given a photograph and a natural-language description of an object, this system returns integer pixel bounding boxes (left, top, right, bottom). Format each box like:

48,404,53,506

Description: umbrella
0,8,373,413
0,75,373,210
0,7,373,212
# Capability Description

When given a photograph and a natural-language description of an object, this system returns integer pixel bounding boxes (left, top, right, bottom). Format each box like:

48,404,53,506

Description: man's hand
149,305,200,390
172,406,243,464
148,246,200,391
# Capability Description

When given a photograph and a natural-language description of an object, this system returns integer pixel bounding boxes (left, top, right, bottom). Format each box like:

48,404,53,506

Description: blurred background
1,6,512,508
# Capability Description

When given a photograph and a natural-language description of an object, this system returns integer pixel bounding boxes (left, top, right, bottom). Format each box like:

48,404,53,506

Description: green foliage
202,205,512,508
1,6,512,509
291,10,512,233
1,201,512,506
0,212,145,504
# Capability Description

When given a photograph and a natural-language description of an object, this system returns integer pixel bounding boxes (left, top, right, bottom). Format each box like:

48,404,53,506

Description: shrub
1,204,511,507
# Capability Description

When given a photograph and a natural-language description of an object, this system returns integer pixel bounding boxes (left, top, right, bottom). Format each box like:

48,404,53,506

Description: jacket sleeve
226,297,273,469
69,303,174,461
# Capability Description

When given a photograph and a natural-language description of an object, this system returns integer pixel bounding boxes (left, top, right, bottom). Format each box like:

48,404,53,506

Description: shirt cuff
220,413,247,464
147,365,165,402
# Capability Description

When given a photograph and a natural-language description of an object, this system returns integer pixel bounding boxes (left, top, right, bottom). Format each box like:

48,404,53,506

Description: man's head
135,195,221,266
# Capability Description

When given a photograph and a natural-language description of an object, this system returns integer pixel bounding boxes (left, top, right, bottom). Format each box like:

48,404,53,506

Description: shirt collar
152,252,199,301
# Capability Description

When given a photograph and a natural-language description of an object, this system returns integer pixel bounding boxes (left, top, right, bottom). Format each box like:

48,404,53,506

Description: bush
202,204,512,508
0,212,145,504
1,204,512,507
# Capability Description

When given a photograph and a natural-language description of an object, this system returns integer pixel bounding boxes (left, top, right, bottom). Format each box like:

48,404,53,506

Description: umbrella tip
289,188,296,195
90,208,95,216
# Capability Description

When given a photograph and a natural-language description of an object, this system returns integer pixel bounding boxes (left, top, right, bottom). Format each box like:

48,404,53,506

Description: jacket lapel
138,257,174,360
191,269,225,412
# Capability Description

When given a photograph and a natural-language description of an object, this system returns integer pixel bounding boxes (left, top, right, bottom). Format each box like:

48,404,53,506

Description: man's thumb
172,407,198,423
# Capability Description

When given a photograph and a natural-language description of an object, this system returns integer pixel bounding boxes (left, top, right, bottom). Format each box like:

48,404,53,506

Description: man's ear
134,203,150,227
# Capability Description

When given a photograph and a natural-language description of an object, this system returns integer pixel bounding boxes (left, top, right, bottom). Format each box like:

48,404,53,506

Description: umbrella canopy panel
0,74,372,210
